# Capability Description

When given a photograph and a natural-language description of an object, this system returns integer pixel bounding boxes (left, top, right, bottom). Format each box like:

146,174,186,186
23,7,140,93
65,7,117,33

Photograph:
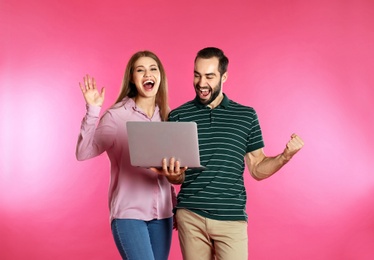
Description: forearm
76,105,101,161
251,153,291,180
76,106,115,161
248,134,304,180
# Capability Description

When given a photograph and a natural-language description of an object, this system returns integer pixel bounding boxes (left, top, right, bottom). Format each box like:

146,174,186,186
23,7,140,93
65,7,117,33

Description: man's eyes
194,74,214,80
195,76,214,80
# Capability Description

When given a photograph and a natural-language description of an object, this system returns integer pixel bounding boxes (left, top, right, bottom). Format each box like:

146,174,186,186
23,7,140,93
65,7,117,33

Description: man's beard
195,79,222,105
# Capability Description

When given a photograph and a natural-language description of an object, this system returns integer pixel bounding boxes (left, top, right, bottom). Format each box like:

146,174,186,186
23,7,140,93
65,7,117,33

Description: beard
195,78,222,105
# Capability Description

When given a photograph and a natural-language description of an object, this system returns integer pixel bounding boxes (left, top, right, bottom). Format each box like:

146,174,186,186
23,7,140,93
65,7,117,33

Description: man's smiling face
193,57,227,106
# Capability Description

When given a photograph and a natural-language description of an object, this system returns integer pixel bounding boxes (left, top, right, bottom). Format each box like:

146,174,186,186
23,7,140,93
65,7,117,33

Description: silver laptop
126,121,206,170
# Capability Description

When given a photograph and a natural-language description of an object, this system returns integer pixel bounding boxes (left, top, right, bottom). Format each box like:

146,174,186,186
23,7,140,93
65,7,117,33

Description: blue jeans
111,217,173,260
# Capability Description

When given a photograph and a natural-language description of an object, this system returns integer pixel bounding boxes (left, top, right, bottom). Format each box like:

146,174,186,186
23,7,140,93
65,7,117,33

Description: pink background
1,0,373,259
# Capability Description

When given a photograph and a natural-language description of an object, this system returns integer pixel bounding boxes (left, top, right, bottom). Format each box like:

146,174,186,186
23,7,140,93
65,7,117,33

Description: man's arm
245,134,304,180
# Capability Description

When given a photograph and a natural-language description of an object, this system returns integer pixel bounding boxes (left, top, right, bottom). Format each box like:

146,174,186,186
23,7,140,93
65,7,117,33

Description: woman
76,50,176,260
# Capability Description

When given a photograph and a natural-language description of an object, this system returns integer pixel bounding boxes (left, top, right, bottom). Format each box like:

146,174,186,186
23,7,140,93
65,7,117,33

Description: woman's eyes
136,68,158,73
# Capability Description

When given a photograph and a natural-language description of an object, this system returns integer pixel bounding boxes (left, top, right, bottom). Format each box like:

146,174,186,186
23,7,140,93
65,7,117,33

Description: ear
221,72,228,83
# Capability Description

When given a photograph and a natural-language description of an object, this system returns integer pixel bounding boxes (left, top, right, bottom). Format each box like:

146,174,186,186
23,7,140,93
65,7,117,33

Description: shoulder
101,98,133,121
173,100,195,110
227,100,258,116
170,100,195,114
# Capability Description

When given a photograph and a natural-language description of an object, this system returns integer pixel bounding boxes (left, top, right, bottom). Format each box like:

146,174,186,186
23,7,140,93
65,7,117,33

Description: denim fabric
111,217,173,260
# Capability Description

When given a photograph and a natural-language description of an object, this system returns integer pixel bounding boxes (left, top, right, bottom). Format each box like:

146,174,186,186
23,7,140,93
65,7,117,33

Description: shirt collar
193,93,230,109
123,97,135,110
122,97,160,115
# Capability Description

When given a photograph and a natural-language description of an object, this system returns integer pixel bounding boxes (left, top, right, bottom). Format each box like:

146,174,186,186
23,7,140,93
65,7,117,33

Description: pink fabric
76,97,176,222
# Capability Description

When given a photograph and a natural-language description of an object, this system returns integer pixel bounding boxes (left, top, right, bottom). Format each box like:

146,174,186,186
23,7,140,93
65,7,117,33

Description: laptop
126,121,206,170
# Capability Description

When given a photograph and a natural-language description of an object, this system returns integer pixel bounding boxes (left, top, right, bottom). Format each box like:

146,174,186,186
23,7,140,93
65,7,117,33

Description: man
160,47,304,260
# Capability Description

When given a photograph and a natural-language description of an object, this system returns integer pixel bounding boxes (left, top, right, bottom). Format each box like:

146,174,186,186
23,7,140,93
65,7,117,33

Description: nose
197,77,206,87
144,69,151,78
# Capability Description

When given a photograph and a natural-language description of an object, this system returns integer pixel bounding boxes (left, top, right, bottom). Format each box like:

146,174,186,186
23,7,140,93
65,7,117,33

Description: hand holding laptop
149,157,188,185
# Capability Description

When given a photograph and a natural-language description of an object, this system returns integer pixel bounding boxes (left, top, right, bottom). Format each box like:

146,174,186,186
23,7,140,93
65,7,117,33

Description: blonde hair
114,50,169,121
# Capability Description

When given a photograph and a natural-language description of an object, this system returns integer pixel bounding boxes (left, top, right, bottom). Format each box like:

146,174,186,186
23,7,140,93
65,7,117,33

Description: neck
208,93,224,109
134,96,156,118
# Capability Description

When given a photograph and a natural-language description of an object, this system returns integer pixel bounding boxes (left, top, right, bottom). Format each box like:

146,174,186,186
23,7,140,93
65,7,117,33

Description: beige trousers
176,209,248,260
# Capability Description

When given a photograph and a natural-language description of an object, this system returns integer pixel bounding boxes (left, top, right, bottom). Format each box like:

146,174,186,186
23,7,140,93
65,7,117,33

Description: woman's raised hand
79,75,105,107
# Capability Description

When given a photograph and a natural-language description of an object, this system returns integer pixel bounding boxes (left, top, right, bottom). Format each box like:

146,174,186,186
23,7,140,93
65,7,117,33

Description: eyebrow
135,64,158,69
194,70,216,77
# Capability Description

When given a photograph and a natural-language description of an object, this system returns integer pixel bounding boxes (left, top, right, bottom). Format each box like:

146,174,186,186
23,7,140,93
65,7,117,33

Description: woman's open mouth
143,80,155,90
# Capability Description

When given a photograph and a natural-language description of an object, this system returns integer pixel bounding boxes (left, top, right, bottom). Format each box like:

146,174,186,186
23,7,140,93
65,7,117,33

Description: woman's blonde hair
114,50,169,121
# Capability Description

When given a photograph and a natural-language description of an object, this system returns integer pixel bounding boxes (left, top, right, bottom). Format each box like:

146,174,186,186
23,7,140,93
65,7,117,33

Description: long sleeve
75,104,117,161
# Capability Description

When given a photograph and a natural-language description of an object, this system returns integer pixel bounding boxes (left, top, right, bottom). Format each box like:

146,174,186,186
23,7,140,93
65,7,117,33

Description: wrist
280,152,292,162
167,172,185,184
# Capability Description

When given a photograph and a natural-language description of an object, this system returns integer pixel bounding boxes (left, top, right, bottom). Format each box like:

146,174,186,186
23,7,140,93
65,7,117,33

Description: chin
198,98,210,105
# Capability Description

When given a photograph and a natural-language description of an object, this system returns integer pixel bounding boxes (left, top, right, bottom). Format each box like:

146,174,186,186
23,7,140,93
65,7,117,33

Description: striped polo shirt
168,93,264,221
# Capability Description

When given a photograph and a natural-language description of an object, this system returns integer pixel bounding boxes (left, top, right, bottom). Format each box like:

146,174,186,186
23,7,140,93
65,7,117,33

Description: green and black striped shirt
168,94,264,221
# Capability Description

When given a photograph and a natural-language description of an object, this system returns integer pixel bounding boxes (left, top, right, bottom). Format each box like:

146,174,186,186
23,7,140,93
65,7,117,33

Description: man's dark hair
195,47,229,75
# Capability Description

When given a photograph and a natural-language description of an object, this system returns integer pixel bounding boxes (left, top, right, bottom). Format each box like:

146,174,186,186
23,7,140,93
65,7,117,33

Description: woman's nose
144,70,151,77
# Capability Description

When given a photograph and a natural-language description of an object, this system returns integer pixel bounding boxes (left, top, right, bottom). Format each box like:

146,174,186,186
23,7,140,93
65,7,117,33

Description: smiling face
193,57,227,107
132,56,161,99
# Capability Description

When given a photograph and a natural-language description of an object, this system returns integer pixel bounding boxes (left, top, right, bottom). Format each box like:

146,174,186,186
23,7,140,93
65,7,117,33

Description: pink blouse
76,97,176,222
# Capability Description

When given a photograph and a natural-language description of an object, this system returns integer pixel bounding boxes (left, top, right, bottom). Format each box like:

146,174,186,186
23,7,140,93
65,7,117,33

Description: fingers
151,158,187,184
169,157,183,174
162,158,168,173
169,157,175,173
84,75,95,90
286,133,304,154
290,133,304,148
91,76,96,86
167,157,180,174
160,157,186,176
79,74,96,92
153,158,187,176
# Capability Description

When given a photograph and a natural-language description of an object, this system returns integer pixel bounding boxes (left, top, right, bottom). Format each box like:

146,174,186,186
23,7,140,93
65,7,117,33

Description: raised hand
282,133,304,160
79,74,105,107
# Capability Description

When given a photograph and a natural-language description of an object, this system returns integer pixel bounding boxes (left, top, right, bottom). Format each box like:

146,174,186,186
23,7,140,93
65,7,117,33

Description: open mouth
143,80,155,90
197,87,211,97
